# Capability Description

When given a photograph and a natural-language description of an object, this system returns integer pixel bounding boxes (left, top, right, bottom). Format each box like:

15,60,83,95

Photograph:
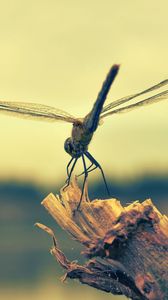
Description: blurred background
0,1,168,299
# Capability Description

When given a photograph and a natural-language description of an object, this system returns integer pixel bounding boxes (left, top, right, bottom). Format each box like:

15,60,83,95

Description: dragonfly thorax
64,137,88,158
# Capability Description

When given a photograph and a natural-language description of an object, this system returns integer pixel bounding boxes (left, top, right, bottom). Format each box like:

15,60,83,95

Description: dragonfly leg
77,164,98,177
66,157,74,178
84,151,110,197
64,158,78,190
76,154,88,211
84,164,98,174
77,162,94,177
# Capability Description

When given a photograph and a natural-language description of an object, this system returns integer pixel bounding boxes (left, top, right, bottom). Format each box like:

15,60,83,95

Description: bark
36,178,168,300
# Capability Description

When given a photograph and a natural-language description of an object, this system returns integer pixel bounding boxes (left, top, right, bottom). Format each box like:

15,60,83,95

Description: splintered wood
36,178,168,300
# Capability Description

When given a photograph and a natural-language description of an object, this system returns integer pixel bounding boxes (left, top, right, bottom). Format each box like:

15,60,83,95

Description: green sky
0,0,168,185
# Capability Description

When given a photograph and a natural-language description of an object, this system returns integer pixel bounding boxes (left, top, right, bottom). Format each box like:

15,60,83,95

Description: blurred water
0,177,167,299
0,281,125,300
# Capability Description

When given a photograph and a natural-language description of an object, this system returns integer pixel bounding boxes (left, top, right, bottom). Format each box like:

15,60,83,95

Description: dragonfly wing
101,79,168,114
0,101,77,123
100,89,168,118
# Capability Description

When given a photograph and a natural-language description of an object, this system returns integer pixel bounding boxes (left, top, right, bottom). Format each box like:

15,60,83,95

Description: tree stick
36,178,168,300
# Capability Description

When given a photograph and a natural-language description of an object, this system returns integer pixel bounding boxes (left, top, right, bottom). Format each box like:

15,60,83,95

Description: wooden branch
36,178,168,300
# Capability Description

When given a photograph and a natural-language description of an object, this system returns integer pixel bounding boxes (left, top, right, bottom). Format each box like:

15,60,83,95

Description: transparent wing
100,89,168,118
0,101,77,123
101,79,168,114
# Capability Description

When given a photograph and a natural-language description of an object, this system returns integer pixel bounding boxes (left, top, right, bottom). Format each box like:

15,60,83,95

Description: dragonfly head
64,137,86,158
64,137,73,156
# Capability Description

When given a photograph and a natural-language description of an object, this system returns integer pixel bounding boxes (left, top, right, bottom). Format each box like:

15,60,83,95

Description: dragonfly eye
64,138,73,156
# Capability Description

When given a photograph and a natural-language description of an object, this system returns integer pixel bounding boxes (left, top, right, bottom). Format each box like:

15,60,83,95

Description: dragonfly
0,65,168,209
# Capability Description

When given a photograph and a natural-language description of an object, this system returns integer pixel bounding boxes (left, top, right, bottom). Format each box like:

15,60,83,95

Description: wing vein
100,89,168,118
0,101,76,123
101,79,168,114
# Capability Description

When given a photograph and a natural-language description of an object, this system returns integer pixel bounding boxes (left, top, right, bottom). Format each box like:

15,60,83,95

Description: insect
0,65,168,209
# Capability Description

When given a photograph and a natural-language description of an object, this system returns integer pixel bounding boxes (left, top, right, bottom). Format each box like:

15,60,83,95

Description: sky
0,0,168,186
